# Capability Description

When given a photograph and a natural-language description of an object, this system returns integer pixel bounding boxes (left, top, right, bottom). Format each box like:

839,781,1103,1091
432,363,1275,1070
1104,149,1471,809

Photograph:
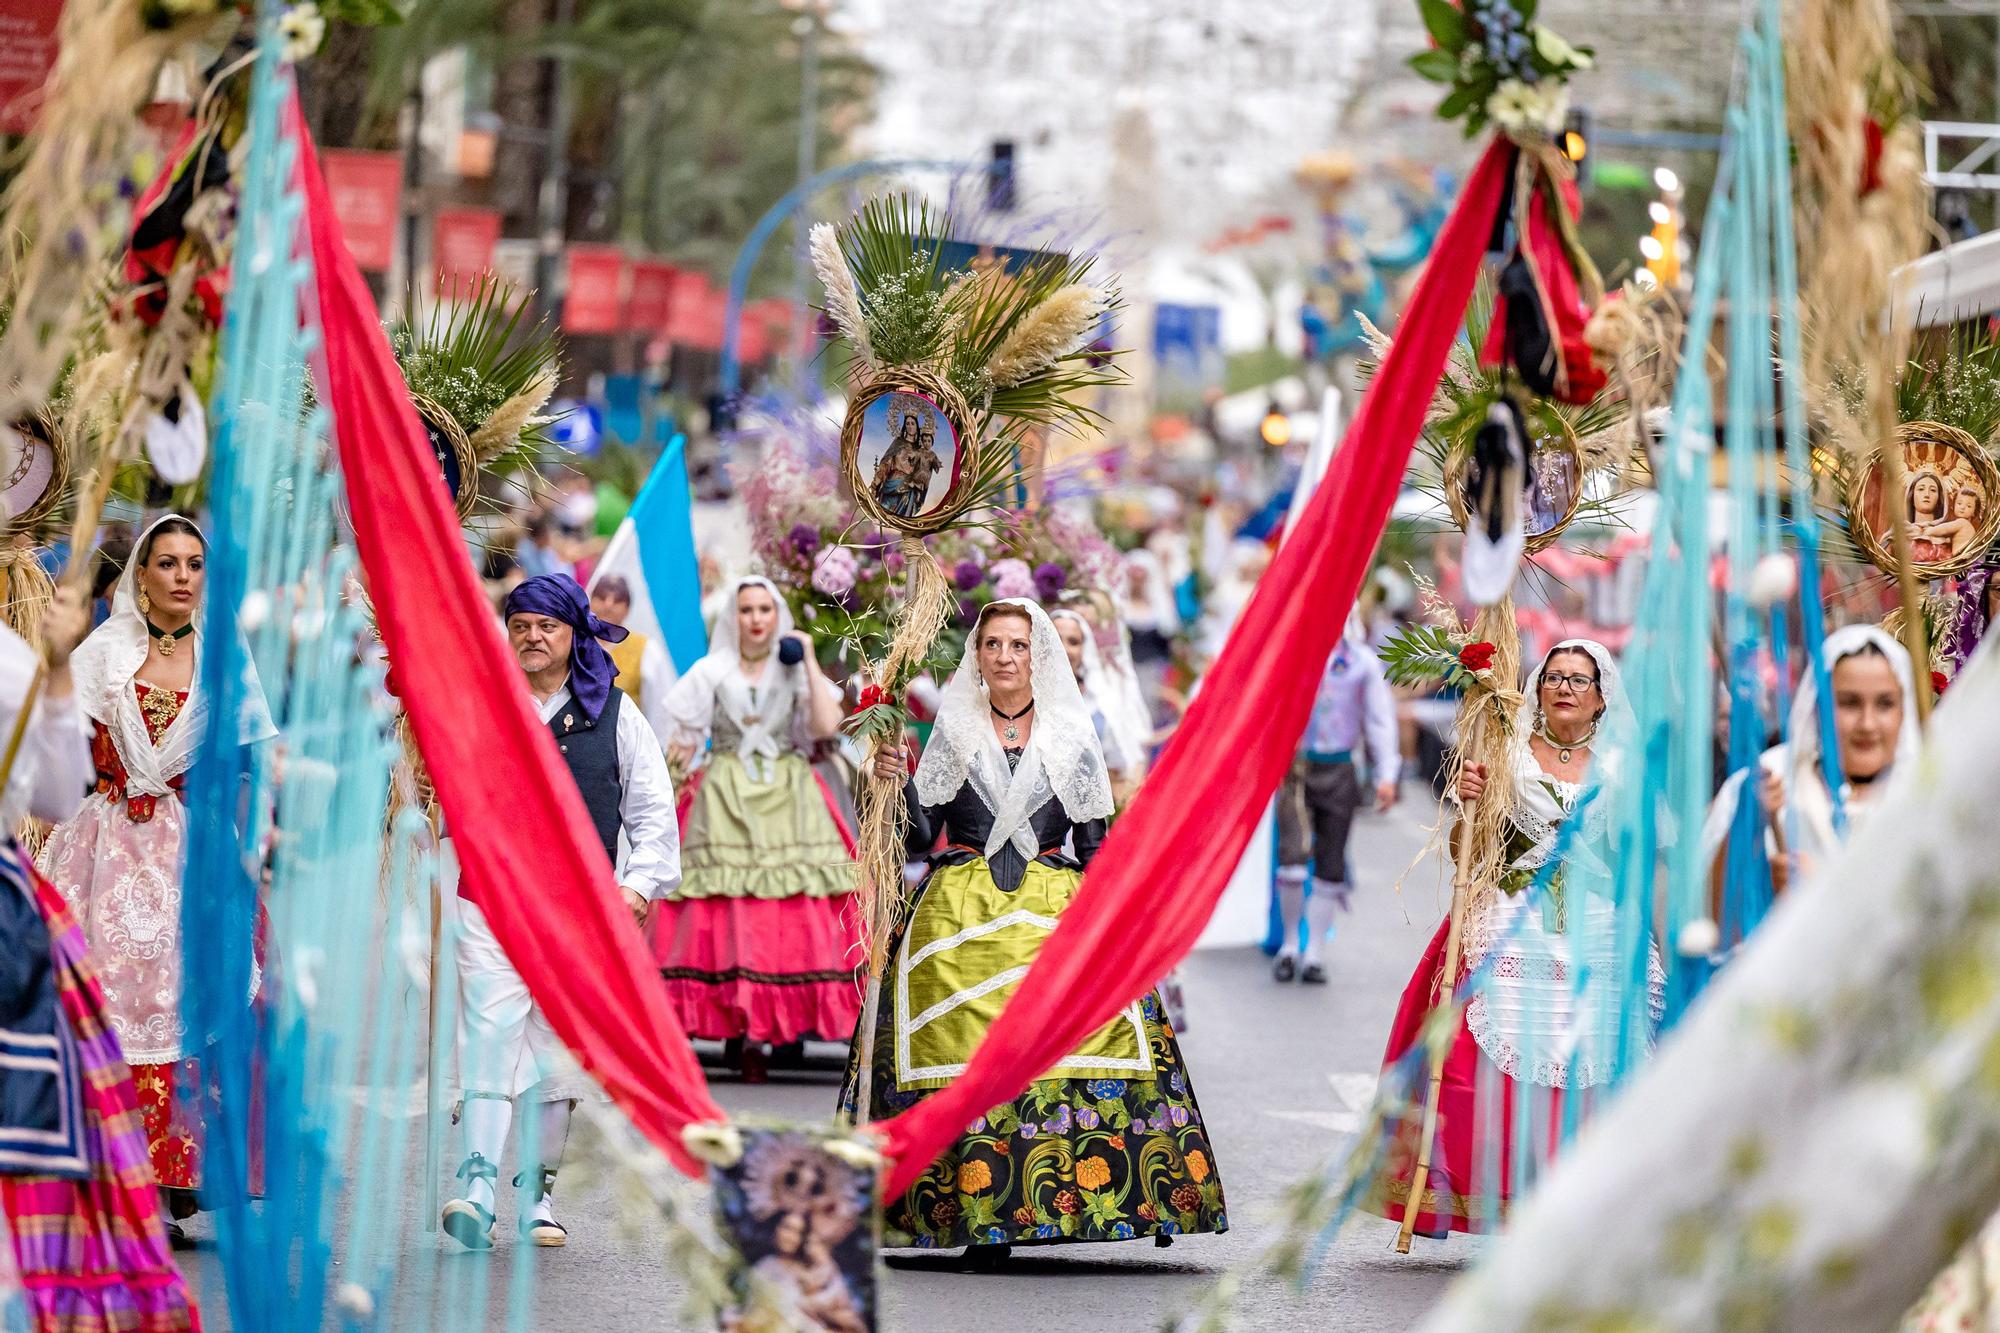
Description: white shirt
533,677,682,901
1297,638,1401,787
0,627,90,829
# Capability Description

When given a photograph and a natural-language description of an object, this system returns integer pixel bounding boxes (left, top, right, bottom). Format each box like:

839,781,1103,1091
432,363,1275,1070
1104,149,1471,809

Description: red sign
745,298,797,361
432,207,502,295
321,150,404,273
562,245,627,334
664,271,726,350
625,259,676,332
0,0,63,135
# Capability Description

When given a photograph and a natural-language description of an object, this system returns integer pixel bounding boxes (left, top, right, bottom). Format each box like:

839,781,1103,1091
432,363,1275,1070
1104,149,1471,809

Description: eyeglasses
1541,673,1598,694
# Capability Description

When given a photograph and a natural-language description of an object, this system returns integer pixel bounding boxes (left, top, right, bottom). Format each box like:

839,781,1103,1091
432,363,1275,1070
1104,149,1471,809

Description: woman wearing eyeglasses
1370,638,1658,1238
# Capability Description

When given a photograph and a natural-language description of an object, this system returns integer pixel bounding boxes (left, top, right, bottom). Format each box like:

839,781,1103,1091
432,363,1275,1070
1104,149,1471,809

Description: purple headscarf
503,573,628,723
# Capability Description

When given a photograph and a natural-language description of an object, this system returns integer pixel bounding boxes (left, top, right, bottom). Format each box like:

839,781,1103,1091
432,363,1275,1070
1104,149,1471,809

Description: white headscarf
69,513,274,797
1049,606,1141,774
660,575,819,775
1737,623,1917,865
1120,549,1180,636
1506,638,1629,871
916,598,1114,862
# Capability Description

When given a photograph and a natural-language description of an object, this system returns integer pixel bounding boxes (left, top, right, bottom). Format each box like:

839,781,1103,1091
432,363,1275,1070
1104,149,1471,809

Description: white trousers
453,896,590,1105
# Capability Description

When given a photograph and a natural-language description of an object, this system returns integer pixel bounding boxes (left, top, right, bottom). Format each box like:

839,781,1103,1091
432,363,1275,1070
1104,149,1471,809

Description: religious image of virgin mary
870,407,945,520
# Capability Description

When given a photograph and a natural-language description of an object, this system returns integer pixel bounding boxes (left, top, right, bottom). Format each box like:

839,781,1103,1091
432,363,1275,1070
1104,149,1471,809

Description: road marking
1264,1073,1380,1135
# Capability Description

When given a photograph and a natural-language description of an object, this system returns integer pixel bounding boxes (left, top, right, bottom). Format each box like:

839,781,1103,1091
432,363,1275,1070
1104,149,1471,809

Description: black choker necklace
145,619,194,658
990,698,1034,744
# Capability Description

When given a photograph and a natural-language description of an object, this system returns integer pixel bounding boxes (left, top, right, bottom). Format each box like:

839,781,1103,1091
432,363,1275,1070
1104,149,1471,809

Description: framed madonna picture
840,369,976,537
1848,422,2000,580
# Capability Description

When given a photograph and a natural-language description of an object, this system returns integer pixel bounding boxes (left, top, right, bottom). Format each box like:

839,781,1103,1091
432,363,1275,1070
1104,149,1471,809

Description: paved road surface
176,794,1479,1330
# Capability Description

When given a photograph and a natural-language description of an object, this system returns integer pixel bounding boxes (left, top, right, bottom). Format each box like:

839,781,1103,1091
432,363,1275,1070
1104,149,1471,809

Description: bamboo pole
1397,712,1484,1254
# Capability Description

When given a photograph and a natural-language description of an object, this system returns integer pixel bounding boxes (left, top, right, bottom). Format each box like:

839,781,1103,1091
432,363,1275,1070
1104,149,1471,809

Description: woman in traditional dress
0,585,200,1328
1049,606,1143,788
649,576,859,1079
848,599,1227,1262
1703,624,1918,903
1372,638,1656,1237
39,514,275,1231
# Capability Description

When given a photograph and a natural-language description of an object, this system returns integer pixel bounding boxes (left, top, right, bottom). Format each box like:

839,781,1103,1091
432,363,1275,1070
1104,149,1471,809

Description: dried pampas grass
467,369,556,463
809,223,873,368
985,284,1102,389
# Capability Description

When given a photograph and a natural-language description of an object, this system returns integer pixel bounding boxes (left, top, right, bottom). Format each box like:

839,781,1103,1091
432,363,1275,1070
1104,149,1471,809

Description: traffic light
988,141,1016,213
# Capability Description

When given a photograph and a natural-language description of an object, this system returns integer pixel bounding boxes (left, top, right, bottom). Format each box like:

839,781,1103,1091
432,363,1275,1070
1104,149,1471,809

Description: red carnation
1932,671,1949,696
857,685,895,710
1053,1190,1080,1216
1458,641,1497,673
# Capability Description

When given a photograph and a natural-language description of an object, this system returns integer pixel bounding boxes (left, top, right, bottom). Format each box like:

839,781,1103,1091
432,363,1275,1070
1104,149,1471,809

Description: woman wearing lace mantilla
847,598,1226,1262
1372,638,1659,1237
39,514,276,1231
647,576,859,1078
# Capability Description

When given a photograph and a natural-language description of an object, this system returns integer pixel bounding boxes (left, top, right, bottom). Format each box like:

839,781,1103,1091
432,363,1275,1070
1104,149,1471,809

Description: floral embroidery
1075,1157,1112,1190
956,1160,992,1194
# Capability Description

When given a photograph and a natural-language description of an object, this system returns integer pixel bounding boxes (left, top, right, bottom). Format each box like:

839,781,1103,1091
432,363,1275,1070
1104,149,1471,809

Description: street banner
563,243,627,334
432,206,501,294
320,149,404,273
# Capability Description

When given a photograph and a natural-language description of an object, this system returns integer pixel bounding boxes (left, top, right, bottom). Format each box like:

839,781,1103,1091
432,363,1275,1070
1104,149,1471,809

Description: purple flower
1076,1107,1101,1130
836,588,860,613
1149,1105,1171,1132
957,597,980,623
954,559,986,591
787,522,821,561
1033,561,1068,599
1169,1105,1189,1127
1019,1121,1039,1140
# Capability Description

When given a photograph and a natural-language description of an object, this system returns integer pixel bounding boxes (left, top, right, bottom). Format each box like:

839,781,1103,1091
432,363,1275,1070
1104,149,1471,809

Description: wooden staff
1397,711,1485,1254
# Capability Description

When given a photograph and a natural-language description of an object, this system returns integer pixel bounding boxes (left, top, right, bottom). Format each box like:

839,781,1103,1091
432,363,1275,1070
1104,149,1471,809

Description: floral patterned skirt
839,856,1228,1249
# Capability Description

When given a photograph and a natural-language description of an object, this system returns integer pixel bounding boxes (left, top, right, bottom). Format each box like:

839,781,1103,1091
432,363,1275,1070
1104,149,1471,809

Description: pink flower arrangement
811,546,859,597
989,558,1035,600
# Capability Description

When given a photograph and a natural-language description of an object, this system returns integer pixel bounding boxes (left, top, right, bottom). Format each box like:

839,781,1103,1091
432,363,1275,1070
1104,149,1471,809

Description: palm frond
390,275,563,455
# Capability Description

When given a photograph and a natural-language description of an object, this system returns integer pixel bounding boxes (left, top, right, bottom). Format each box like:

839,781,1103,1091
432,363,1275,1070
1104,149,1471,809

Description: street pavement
175,792,1478,1330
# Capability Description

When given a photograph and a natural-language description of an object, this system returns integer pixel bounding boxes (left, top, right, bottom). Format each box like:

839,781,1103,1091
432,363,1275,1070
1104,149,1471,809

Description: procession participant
1049,606,1143,787
41,514,276,1231
1702,624,1918,903
648,576,857,1081
847,599,1227,1262
587,574,675,747
1272,612,1400,985
0,585,201,1326
441,573,680,1251
1119,549,1179,674
1372,639,1656,1236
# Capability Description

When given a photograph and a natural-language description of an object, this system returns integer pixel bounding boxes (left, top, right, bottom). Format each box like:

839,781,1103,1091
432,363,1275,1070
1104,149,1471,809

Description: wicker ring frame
1442,406,1585,555
839,364,979,537
1846,420,2000,581
410,393,480,521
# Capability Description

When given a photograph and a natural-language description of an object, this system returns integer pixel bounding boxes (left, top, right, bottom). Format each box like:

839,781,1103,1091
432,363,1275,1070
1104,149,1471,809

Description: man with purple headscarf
442,573,679,1252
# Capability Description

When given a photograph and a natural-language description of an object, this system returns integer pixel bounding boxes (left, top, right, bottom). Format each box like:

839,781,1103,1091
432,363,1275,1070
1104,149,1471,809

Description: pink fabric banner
872,139,1513,1195
289,96,725,1176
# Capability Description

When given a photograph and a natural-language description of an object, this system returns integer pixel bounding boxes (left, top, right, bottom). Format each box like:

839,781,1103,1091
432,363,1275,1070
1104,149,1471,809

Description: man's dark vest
552,687,623,864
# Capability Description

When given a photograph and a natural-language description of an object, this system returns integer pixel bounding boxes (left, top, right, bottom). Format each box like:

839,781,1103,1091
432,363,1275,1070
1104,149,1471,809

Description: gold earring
137,588,151,615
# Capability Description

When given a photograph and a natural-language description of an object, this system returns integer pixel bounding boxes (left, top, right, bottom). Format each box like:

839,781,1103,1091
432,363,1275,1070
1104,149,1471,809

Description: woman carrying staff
1703,624,1918,906
649,576,859,1080
0,585,201,1327
1372,639,1657,1238
847,598,1226,1263
39,514,275,1234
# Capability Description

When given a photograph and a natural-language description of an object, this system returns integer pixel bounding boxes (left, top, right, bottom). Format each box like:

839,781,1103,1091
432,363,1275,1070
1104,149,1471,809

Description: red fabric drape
873,140,1512,1196
289,99,724,1176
